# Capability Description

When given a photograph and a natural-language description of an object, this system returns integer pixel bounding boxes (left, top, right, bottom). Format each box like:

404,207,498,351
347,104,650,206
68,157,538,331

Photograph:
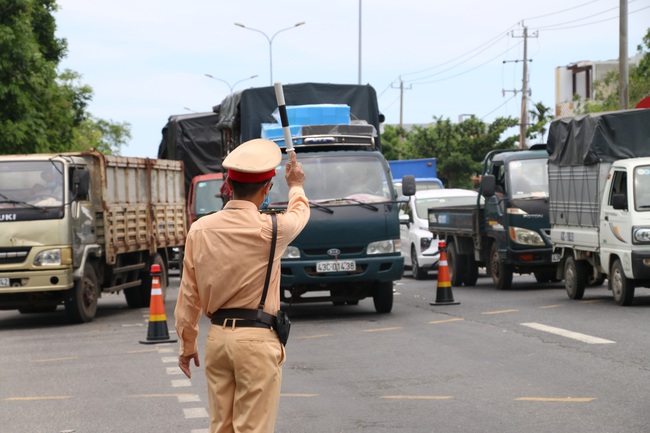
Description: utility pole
619,0,629,110
505,23,537,149
391,78,412,159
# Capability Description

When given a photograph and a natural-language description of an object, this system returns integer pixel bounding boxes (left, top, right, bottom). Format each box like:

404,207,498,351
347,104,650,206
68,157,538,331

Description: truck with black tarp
548,108,650,305
162,82,407,312
428,144,559,290
0,151,186,322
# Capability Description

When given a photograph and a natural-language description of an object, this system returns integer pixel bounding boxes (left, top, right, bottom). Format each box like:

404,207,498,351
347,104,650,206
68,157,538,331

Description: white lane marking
161,356,177,363
166,366,183,375
184,407,209,419
171,379,192,387
157,347,174,353
521,322,615,344
178,394,201,403
191,429,209,433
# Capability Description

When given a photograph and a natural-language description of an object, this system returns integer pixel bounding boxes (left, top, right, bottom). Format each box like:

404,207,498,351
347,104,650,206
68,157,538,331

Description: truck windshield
508,158,548,199
0,161,64,208
194,179,224,215
634,165,650,211
269,154,392,205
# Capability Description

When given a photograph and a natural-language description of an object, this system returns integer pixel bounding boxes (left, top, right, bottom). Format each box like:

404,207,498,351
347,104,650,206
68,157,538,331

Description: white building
555,53,642,117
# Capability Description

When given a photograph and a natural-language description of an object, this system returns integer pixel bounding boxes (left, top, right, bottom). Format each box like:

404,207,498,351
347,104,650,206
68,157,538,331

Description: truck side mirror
612,193,627,210
401,175,416,196
481,175,496,197
73,169,90,200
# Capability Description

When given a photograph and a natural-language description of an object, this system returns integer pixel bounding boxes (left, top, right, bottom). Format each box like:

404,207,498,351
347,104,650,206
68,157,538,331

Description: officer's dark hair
230,179,267,199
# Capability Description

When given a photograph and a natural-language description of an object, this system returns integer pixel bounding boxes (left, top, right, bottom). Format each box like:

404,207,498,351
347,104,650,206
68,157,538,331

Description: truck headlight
34,249,61,266
509,227,544,246
367,239,399,255
633,227,650,244
282,246,300,259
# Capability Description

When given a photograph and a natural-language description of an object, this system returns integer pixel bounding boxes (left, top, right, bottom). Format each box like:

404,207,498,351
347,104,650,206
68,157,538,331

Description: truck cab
266,128,407,313
479,145,559,288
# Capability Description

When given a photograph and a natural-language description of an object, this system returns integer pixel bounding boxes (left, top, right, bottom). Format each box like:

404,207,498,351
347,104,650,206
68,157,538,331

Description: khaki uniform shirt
175,185,310,356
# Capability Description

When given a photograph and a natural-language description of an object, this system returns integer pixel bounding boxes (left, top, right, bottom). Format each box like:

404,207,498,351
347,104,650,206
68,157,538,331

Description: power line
522,0,604,22
533,4,650,31
481,94,518,120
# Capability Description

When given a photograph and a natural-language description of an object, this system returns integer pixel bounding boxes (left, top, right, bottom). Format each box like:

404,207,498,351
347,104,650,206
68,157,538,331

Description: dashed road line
295,334,333,340
521,322,615,344
363,326,402,333
281,393,319,397
183,407,209,419
3,396,71,401
578,299,607,304
481,309,519,315
171,379,193,387
162,356,178,363
515,397,596,402
178,394,202,403
30,356,78,363
429,318,464,324
539,304,563,309
167,366,183,375
380,395,452,400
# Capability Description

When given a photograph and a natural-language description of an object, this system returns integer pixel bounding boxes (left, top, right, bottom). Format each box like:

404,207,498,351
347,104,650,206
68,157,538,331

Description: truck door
600,169,632,271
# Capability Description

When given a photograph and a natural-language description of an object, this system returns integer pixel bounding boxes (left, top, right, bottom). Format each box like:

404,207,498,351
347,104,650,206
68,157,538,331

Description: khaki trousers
205,324,285,433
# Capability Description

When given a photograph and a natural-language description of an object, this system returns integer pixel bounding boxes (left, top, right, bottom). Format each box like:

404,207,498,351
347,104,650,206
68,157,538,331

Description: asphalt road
1,269,649,433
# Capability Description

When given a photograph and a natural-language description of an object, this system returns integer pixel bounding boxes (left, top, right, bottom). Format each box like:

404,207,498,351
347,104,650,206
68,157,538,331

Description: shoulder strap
257,213,277,320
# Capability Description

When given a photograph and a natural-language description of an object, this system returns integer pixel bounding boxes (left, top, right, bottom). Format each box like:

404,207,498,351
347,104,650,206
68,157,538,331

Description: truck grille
0,247,31,265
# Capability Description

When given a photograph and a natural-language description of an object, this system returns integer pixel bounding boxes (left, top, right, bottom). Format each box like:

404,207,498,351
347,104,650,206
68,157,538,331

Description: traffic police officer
175,138,310,433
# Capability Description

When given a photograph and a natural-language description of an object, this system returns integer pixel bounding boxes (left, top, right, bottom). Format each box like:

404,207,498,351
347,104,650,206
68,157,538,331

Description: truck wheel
564,256,587,300
411,246,426,280
447,241,466,286
489,242,513,290
65,264,99,323
464,255,479,286
126,253,167,308
610,259,635,306
373,281,393,313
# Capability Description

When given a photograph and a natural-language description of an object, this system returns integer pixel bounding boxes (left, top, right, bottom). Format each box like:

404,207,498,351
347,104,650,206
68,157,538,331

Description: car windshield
0,161,64,208
415,195,477,219
634,165,650,211
394,180,442,198
269,154,392,205
508,158,549,198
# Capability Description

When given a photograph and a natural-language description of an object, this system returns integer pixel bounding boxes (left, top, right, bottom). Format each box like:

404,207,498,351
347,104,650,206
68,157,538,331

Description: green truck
428,145,560,289
160,83,408,312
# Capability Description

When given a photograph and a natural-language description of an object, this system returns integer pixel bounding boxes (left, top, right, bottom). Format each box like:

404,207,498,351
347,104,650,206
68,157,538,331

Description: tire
126,253,167,308
610,259,635,306
373,281,393,313
489,242,513,290
464,255,479,286
447,241,466,287
564,256,587,300
411,246,426,280
65,264,99,323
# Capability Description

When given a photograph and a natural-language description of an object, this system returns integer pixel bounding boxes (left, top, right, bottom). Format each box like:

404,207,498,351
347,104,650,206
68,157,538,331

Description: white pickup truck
548,108,650,305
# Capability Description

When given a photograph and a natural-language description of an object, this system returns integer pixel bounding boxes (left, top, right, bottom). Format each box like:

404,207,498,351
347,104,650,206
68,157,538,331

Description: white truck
0,151,187,322
548,108,650,305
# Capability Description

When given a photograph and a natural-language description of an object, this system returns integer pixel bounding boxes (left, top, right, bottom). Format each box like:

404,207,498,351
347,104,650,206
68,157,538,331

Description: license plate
0,277,9,287
552,253,561,263
316,260,356,273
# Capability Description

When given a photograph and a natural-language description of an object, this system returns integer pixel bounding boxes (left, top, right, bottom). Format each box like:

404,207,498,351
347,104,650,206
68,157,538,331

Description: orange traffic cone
430,240,460,306
140,264,177,344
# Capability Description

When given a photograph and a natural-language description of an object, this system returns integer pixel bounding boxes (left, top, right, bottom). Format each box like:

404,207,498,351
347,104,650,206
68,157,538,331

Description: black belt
211,317,271,329
211,308,276,327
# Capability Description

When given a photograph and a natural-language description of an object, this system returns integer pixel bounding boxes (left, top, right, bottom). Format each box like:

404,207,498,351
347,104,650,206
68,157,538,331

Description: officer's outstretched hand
285,151,305,188
179,353,200,379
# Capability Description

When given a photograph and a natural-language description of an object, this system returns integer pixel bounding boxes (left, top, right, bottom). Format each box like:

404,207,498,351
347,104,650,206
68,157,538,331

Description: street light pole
234,21,305,85
204,74,258,94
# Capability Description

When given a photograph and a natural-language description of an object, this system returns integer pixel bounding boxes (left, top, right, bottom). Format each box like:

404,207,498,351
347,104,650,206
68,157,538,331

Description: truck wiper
0,193,42,210
315,197,379,212
309,201,334,214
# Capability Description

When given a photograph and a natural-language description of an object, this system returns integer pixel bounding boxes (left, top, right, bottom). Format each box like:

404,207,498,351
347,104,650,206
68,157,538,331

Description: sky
53,0,650,158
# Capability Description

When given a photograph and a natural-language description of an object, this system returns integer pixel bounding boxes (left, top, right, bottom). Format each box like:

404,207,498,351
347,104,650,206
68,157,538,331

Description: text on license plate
0,277,9,287
316,260,356,273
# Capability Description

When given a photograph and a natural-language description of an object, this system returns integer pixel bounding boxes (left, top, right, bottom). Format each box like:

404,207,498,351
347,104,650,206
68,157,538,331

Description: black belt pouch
275,310,291,346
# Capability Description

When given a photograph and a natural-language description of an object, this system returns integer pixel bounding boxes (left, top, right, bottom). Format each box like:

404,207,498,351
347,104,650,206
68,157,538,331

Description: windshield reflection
508,158,549,198
0,161,64,208
269,154,392,206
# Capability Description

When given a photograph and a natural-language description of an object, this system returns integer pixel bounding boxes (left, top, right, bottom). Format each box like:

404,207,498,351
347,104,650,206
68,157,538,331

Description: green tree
579,27,650,113
527,101,553,143
0,0,130,155
389,115,518,188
